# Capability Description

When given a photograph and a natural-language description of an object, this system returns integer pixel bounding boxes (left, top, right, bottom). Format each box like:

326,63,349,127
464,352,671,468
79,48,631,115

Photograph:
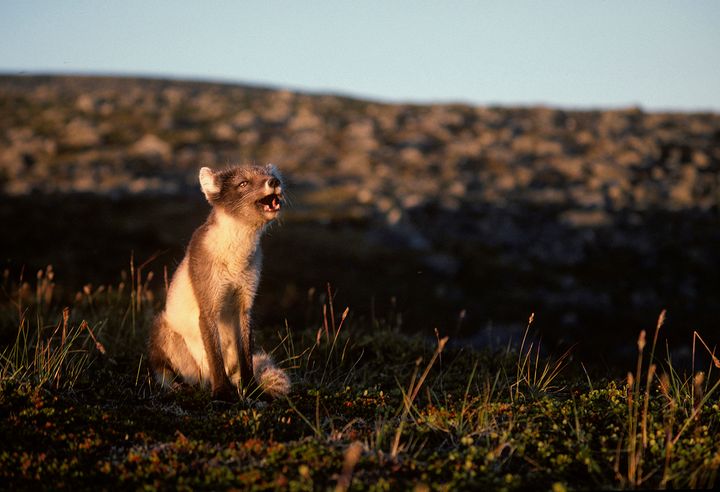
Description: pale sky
1,0,719,111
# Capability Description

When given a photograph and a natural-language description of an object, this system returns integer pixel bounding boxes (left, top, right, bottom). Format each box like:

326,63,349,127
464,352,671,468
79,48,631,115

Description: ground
1,273,718,490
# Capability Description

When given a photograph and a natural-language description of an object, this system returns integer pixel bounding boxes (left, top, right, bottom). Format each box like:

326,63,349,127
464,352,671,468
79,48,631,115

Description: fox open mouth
258,193,282,213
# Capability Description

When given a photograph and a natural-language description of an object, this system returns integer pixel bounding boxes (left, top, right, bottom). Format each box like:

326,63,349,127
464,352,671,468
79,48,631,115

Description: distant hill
1,74,718,213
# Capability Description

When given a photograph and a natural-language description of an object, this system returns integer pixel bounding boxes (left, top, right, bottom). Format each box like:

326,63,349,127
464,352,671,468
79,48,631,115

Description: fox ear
199,167,219,201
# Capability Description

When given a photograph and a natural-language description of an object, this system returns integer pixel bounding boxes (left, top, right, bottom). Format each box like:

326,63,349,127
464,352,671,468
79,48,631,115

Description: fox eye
238,180,249,188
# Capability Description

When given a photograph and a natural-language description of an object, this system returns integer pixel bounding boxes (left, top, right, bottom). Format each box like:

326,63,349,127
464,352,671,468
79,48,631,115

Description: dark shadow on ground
1,193,718,372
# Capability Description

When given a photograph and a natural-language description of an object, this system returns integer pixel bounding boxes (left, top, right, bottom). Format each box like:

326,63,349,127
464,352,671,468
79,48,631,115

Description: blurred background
1,1,719,370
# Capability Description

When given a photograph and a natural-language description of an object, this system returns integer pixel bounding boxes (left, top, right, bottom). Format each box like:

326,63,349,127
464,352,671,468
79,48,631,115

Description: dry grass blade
693,331,720,369
391,335,448,459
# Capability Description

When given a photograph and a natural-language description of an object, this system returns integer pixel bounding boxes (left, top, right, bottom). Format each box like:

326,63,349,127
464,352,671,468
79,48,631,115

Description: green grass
1,268,719,490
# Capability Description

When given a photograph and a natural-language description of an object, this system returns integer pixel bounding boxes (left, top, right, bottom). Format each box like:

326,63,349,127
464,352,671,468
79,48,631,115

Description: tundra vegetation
0,267,718,490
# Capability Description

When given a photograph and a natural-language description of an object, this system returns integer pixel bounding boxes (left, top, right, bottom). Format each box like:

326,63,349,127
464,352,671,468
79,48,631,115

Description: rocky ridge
2,75,718,212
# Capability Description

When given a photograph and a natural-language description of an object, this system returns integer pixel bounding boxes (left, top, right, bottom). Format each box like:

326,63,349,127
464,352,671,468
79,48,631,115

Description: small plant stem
628,329,646,486
322,304,329,342
326,283,336,337
285,395,322,438
514,313,534,401
391,336,448,459
458,360,478,435
660,403,675,489
641,364,656,450
648,310,665,367
319,305,349,387
693,331,720,370
315,392,321,438
130,252,136,336
135,353,144,387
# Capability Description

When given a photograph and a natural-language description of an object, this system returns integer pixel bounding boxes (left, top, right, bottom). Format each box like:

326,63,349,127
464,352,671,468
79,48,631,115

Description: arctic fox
148,164,290,400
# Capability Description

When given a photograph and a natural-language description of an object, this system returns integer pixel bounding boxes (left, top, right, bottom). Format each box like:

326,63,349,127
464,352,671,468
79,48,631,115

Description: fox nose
267,177,280,188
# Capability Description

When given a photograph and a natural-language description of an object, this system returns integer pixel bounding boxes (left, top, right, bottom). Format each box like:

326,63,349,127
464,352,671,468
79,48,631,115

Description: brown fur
148,164,290,400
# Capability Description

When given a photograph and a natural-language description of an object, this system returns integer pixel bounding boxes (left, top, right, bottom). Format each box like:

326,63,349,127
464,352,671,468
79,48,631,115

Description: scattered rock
60,117,101,149
130,134,172,161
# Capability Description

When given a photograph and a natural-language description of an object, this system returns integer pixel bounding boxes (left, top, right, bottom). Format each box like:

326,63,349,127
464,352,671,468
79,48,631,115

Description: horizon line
2,68,719,115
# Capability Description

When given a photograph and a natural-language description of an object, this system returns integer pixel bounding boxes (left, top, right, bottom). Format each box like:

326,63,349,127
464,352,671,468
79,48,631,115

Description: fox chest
207,251,261,309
